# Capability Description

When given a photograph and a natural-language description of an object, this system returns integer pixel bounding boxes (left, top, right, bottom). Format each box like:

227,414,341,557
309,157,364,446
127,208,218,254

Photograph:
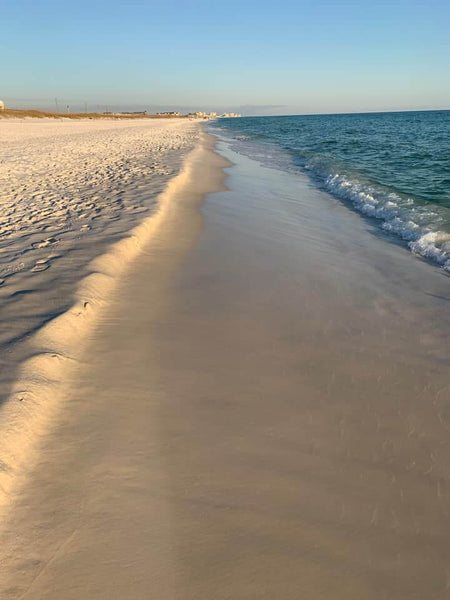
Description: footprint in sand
32,236,58,249
31,259,50,273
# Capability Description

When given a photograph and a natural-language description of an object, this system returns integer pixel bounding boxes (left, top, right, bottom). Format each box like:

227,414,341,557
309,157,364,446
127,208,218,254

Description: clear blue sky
1,0,449,115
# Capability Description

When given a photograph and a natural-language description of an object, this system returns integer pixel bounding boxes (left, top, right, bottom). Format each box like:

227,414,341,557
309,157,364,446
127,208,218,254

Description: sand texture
0,118,199,505
0,118,198,352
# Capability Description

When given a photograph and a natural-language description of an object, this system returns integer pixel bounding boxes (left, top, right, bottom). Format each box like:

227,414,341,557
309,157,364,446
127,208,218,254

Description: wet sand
1,137,449,599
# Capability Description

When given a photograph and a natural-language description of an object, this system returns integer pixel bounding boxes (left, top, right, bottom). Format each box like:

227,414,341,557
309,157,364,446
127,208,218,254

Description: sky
1,0,449,115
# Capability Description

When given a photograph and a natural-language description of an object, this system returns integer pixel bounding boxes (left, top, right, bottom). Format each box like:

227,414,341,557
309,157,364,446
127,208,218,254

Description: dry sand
0,117,199,490
0,134,449,599
0,116,198,356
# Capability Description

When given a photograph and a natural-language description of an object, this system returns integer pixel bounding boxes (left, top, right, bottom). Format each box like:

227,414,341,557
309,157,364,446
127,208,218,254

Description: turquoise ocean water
209,111,450,271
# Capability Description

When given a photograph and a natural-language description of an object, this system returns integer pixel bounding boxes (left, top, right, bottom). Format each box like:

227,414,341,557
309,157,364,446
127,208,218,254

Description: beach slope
0,137,449,599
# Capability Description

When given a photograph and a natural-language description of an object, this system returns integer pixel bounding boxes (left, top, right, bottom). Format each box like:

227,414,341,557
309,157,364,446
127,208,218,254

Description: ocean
209,110,450,271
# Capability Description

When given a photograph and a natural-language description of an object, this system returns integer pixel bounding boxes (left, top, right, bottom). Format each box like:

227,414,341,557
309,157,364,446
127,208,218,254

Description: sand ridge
0,118,198,286
0,118,201,511
0,118,199,392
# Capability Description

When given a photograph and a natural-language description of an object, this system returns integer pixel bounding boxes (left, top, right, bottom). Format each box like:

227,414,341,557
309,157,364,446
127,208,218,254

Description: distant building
157,111,181,116
187,112,207,119
187,111,222,120
0,100,5,111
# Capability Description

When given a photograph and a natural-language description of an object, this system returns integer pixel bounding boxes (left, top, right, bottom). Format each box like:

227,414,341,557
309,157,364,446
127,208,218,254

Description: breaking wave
324,173,450,270
209,112,450,272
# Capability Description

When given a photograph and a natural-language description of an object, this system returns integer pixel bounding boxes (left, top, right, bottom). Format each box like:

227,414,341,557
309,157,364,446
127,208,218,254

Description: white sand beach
0,117,199,502
0,117,198,354
0,122,449,599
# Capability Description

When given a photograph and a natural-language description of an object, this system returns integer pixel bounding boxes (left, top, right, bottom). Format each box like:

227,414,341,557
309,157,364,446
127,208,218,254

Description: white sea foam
210,124,450,273
324,173,450,271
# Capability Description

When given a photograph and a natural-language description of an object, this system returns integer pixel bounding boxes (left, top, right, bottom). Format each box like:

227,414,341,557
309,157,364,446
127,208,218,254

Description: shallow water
210,111,450,270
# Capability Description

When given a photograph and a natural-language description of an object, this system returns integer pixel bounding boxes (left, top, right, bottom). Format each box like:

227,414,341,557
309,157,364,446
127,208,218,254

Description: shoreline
0,127,224,513
1,130,449,598
208,114,450,274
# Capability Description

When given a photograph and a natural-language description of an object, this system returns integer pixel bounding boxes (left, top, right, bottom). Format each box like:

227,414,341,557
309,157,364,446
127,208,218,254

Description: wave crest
325,173,450,271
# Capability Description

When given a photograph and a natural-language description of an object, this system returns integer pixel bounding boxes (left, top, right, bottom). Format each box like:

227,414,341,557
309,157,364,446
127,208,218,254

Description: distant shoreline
0,108,189,120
